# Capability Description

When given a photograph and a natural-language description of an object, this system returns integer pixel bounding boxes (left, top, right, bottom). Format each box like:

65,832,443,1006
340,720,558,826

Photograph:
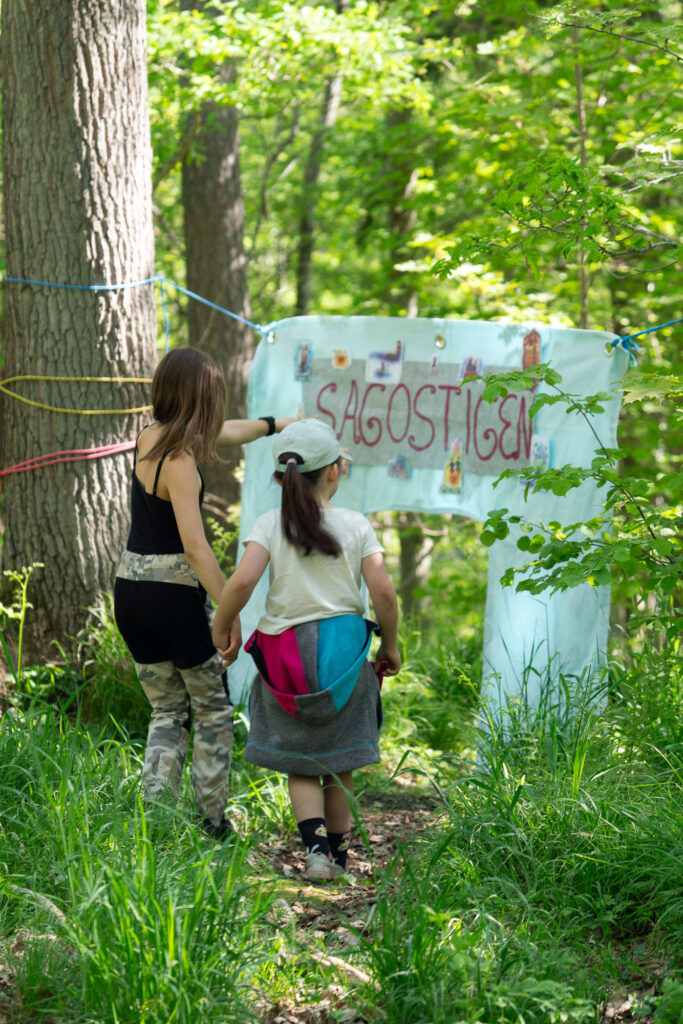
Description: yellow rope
0,374,153,415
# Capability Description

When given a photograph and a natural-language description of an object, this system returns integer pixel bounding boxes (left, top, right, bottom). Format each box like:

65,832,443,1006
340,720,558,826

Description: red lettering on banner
473,395,498,461
465,388,472,455
438,384,460,451
387,384,410,443
313,376,533,469
316,383,338,431
339,379,361,443
498,393,519,459
409,384,436,451
359,382,386,446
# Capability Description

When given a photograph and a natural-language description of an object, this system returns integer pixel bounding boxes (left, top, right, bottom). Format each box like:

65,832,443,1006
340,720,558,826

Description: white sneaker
305,851,334,881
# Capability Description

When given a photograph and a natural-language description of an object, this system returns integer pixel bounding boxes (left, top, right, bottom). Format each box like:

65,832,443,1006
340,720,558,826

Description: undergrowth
0,623,680,1023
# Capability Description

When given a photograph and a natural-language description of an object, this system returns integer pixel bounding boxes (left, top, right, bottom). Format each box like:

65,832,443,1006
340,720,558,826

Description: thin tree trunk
573,24,589,329
1,0,157,661
294,0,348,316
181,1,252,515
380,105,428,613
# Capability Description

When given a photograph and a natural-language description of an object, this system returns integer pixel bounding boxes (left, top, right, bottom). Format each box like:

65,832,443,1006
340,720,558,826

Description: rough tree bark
0,1,157,660
180,0,252,515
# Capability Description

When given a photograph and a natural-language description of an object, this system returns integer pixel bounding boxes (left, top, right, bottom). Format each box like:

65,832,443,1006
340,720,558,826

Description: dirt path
253,790,440,1024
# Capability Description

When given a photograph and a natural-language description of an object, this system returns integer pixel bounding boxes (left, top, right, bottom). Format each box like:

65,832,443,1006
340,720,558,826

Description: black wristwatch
259,415,276,436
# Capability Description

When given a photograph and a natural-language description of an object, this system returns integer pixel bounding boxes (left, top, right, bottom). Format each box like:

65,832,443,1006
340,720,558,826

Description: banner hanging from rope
233,315,629,709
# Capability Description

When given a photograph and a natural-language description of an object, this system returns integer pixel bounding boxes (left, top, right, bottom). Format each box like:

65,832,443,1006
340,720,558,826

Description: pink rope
0,440,136,478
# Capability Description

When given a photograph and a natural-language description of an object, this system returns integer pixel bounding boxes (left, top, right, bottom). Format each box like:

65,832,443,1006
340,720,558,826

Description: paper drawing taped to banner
523,434,551,491
365,338,404,383
440,438,464,494
332,348,351,370
388,453,412,480
458,356,484,384
294,341,313,381
522,328,543,391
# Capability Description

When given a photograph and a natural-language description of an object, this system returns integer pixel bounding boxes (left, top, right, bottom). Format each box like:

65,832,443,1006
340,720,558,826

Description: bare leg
288,774,333,879
288,774,324,823
323,771,353,833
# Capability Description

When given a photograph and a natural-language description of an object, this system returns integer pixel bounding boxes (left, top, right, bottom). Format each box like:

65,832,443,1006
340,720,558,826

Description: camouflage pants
135,653,233,822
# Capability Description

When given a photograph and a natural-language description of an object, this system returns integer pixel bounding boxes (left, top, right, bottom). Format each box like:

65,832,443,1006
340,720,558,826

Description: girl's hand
214,617,242,665
375,642,401,676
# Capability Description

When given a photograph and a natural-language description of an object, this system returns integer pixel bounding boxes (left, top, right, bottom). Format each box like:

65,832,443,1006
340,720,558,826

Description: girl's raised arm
217,417,297,447
212,541,270,653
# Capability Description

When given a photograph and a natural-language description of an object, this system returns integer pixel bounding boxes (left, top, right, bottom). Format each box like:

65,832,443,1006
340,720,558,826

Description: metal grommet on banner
266,331,277,345
434,333,446,349
604,341,615,357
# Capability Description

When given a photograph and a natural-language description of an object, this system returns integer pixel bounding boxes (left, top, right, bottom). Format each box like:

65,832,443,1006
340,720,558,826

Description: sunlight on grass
0,638,680,1023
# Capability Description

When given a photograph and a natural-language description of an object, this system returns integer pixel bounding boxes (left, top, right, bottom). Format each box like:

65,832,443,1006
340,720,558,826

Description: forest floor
0,768,675,1024
240,784,670,1024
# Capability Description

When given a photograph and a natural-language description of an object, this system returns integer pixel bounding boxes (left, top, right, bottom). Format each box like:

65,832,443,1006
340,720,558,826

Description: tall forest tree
180,0,252,514
0,0,157,658
294,0,348,316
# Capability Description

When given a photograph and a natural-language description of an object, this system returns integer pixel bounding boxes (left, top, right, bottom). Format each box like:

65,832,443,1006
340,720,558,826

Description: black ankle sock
297,817,330,858
328,829,351,869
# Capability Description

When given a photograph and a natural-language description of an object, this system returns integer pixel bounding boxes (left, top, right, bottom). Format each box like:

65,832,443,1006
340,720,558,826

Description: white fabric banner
230,315,627,711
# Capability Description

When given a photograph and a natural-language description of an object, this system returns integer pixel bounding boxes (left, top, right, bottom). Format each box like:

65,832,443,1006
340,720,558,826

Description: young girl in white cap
212,418,400,880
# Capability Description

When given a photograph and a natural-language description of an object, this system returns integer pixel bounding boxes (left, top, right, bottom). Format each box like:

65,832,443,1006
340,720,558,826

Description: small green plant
653,979,683,1023
0,562,44,687
207,514,239,572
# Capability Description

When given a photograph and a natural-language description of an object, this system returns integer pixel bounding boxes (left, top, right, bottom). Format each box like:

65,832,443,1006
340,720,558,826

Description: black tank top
126,442,205,556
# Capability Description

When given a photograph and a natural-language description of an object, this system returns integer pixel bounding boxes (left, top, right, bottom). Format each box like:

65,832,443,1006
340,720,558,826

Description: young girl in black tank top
114,347,294,839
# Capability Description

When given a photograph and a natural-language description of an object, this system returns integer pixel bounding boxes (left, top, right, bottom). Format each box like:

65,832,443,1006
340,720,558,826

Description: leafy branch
476,366,682,637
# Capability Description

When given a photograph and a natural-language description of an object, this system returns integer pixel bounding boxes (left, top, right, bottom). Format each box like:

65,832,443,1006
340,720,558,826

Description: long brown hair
144,348,226,463
275,454,341,556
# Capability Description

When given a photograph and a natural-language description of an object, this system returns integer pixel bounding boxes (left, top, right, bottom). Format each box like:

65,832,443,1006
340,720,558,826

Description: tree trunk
0,0,157,661
294,0,348,316
180,1,252,515
573,25,589,329
382,106,427,613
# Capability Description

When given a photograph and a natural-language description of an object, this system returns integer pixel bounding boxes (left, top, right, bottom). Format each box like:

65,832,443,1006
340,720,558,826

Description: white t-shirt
245,506,383,635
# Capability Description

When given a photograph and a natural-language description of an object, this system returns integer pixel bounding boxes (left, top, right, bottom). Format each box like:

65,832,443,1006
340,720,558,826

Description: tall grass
1,630,680,1023
0,705,275,1023
362,657,683,1023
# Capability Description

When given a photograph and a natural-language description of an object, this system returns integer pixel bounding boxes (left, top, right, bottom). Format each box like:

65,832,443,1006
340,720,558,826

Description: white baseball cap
272,419,352,473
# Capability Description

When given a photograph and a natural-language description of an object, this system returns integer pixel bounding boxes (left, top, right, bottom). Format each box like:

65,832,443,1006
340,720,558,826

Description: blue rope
4,274,161,292
5,274,681,363
158,277,171,353
3,273,268,341
609,317,683,365
161,279,266,333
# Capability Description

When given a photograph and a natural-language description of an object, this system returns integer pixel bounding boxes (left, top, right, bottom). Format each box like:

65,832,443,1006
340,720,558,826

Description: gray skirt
243,653,383,776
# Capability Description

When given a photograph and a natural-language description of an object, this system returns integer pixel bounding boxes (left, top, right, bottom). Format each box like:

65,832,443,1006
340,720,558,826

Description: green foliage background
1,5,682,1019
144,0,682,645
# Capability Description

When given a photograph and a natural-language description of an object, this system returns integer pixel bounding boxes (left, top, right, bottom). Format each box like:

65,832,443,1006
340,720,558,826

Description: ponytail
275,454,341,557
